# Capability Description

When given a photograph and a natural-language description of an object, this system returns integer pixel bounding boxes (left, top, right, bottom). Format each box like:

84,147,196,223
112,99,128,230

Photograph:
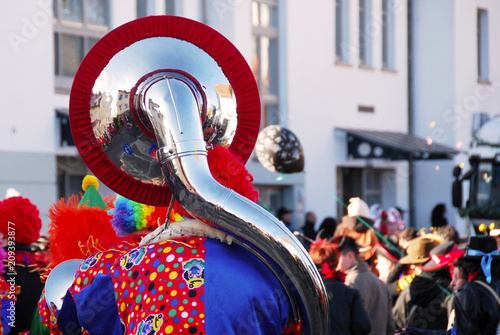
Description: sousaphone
69,15,328,334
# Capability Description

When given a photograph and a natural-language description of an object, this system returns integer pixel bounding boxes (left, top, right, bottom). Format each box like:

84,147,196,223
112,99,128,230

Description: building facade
411,0,500,233
1,0,497,233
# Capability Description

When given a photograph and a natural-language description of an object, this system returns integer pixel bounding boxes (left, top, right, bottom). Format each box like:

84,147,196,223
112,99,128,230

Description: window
54,0,109,92
358,105,375,113
363,169,382,205
137,0,159,17
166,0,175,15
338,167,392,216
137,0,148,18
56,110,75,146
57,156,87,199
252,0,279,127
382,0,395,69
472,111,490,135
254,185,288,216
359,0,372,66
478,9,489,82
335,0,349,63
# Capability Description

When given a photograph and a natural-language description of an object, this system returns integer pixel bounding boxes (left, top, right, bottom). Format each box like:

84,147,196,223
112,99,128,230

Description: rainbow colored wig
110,196,183,236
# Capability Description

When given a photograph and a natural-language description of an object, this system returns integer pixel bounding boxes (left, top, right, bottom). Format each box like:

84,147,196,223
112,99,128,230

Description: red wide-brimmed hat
421,241,464,272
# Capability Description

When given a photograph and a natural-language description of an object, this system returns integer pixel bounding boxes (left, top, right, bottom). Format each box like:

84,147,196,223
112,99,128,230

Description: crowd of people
301,197,500,335
0,176,499,335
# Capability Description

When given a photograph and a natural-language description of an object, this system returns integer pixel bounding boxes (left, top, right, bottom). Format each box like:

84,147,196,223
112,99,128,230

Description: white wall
0,1,59,230
452,0,500,233
4,0,496,236
284,0,409,223
412,0,500,234
411,0,457,231
1,1,56,153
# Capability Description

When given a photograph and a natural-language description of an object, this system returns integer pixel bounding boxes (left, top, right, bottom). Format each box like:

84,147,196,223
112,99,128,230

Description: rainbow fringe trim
110,196,183,235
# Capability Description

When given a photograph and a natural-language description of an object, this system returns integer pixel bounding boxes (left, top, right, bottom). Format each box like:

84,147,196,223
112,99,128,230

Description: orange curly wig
48,193,118,267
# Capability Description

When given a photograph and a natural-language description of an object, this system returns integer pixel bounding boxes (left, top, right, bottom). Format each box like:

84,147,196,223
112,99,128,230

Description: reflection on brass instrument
69,16,328,334
45,259,84,317
85,37,239,186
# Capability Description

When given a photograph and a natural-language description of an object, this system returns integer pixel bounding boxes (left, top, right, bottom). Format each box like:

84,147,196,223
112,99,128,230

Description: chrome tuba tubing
134,72,329,334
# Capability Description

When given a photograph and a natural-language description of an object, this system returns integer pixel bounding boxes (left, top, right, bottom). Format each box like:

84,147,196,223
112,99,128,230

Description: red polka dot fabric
70,240,140,299
113,237,205,335
60,236,302,335
36,291,59,334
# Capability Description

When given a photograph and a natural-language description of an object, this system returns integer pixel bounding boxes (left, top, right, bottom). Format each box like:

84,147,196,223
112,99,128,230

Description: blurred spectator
374,243,400,283
316,217,338,241
309,239,371,335
370,204,391,237
378,211,389,236
277,207,293,230
335,198,379,274
450,259,468,295
431,203,448,229
443,258,470,330
398,227,418,252
386,237,437,305
387,207,407,235
436,225,460,245
338,236,395,335
393,241,455,330
395,236,500,335
300,211,317,249
0,196,46,333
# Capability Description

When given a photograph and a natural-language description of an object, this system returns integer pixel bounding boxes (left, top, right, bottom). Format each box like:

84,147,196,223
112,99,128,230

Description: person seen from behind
393,241,461,330
398,227,418,254
277,207,293,231
316,217,337,241
431,203,448,229
337,236,395,335
335,198,380,275
309,239,371,335
386,237,437,305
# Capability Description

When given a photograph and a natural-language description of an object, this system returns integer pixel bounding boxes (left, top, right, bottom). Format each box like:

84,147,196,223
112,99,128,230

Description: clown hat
79,175,107,209
48,175,118,267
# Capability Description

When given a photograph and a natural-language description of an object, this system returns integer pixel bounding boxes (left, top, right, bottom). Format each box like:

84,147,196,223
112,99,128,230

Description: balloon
255,125,305,174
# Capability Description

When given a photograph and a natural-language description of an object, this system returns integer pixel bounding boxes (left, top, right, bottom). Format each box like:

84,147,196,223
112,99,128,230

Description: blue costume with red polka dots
59,237,301,335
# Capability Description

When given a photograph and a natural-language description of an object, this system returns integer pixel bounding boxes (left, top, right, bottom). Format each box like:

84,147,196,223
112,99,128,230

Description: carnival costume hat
335,197,378,261
461,236,500,283
42,176,142,331
348,197,371,220
47,175,119,267
399,237,438,265
0,196,42,245
376,243,400,264
421,241,464,272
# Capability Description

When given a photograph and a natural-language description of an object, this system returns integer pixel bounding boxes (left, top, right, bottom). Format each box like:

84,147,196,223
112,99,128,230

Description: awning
336,128,459,160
